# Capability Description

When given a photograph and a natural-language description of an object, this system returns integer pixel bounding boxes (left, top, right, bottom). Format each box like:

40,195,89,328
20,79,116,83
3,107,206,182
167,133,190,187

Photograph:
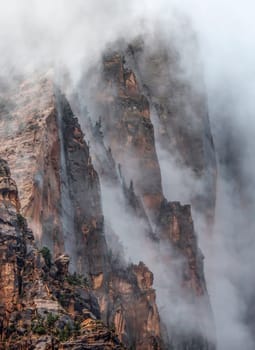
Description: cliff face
157,201,206,296
125,38,217,226
82,39,217,227
0,76,108,277
103,262,162,350
70,45,216,349
0,76,62,252
0,76,163,349
157,201,215,349
0,158,124,349
93,53,164,220
0,34,217,349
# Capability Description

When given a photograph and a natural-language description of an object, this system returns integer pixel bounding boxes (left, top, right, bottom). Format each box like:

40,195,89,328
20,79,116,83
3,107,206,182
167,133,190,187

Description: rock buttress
77,47,216,349
94,261,163,350
0,76,164,349
157,200,216,349
0,75,109,280
126,37,217,228
95,53,164,221
0,158,125,349
55,90,109,277
0,76,63,254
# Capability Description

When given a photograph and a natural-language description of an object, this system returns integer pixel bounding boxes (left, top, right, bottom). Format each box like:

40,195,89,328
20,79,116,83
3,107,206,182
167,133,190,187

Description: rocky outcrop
0,158,125,349
94,53,164,220
157,201,206,296
56,91,109,277
0,76,63,254
0,75,108,278
0,31,217,348
125,38,217,226
83,40,217,228
0,77,163,349
102,262,162,350
0,159,20,212
74,47,216,349
156,201,215,349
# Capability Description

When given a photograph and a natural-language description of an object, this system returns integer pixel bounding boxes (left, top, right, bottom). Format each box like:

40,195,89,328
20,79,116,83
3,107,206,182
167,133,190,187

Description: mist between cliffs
71,21,255,350
1,1,255,349
102,180,214,340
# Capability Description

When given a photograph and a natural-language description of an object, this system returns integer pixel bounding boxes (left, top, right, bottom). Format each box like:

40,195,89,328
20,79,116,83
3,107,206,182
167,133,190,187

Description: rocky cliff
125,38,217,226
0,76,163,349
0,35,217,349
88,52,164,221
69,44,216,349
0,157,124,349
0,75,108,277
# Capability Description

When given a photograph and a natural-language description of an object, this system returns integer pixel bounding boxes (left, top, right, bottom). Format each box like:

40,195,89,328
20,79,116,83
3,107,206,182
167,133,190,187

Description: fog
1,1,255,349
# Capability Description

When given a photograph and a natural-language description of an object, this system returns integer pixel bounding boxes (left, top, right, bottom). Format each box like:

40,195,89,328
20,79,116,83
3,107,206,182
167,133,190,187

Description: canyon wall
0,35,217,350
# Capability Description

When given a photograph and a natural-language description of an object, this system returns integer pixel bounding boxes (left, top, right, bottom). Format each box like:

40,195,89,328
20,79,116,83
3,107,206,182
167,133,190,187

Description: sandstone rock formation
89,260,162,350
72,46,216,349
125,38,217,227
0,75,108,277
93,52,164,220
0,157,125,349
0,32,217,349
157,201,215,349
0,77,163,349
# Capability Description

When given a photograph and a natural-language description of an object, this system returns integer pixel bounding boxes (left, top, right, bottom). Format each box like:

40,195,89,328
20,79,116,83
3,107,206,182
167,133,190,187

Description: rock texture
157,201,206,296
93,52,164,220
125,38,217,226
0,75,108,277
0,33,217,350
73,46,216,349
0,76,62,252
0,158,124,349
0,77,163,349
102,262,162,350
157,201,215,349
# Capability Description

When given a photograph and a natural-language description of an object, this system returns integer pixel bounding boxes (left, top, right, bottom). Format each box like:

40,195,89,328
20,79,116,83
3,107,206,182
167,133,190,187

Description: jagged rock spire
0,158,20,212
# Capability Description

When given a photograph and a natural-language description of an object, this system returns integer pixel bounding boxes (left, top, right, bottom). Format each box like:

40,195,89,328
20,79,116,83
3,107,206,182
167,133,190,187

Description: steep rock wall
125,38,217,226
0,158,125,349
74,48,216,349
0,77,163,349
